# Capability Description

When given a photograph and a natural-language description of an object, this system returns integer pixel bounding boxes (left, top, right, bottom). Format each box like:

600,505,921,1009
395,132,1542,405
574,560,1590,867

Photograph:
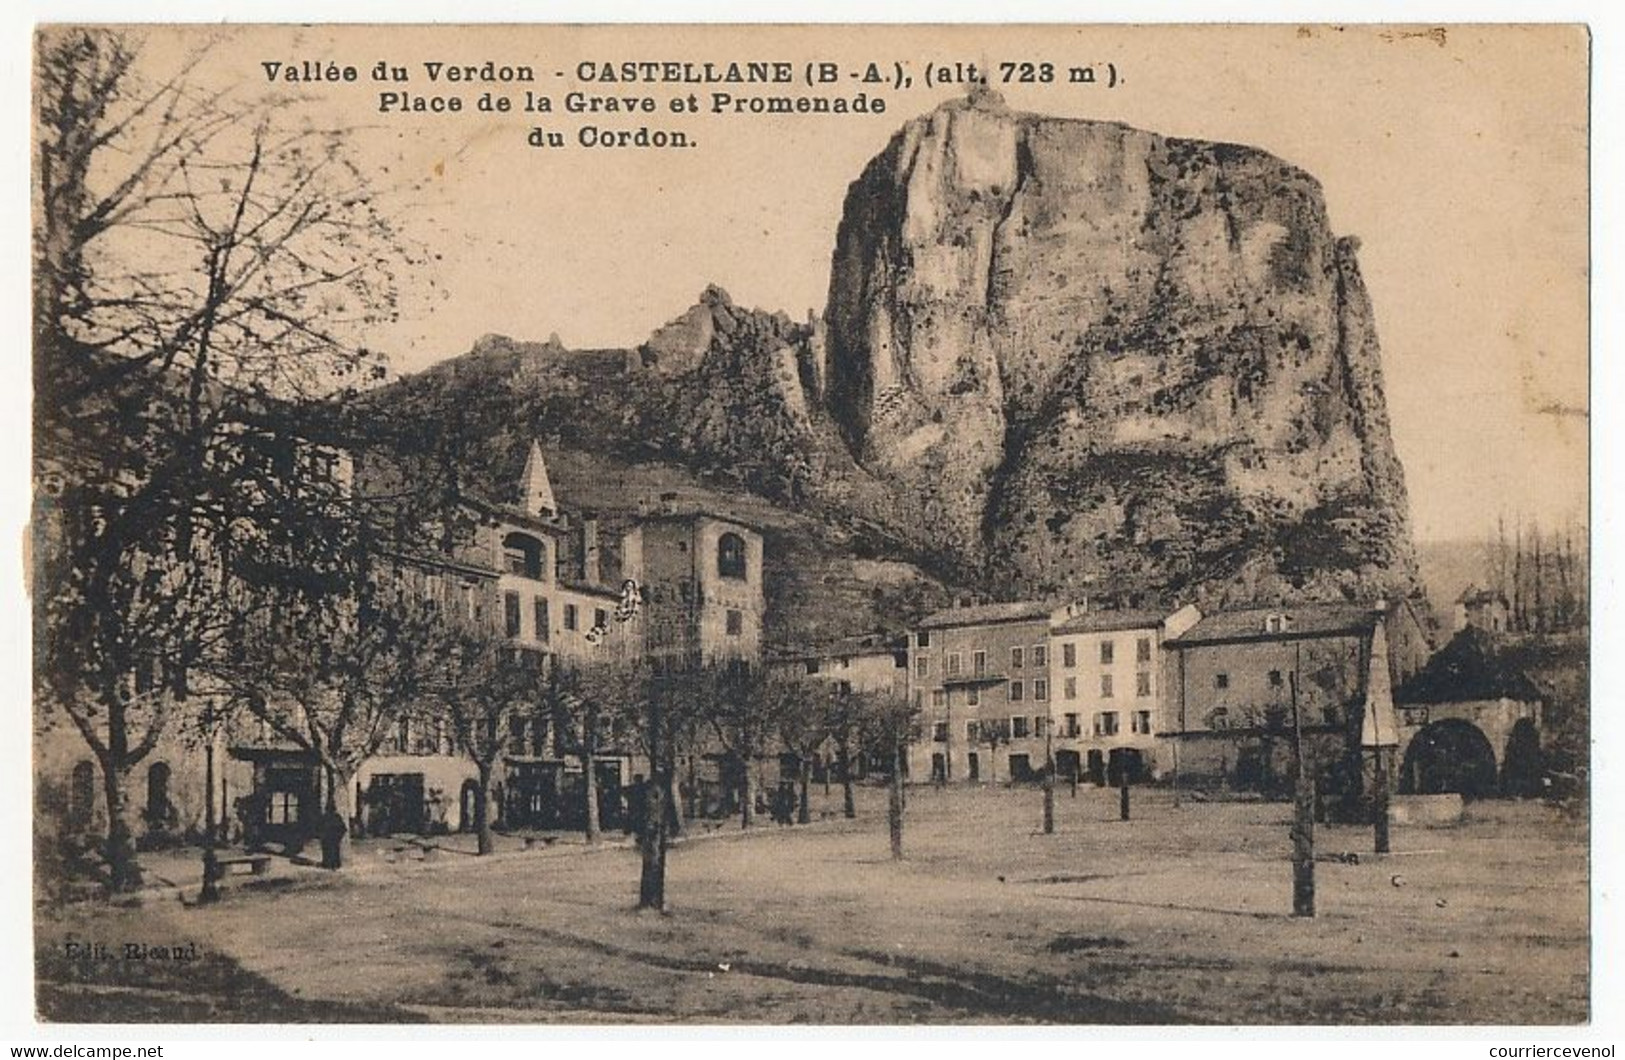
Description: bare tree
776,675,829,825
424,627,534,855
860,689,920,859
34,27,407,891
702,662,789,829
822,683,867,819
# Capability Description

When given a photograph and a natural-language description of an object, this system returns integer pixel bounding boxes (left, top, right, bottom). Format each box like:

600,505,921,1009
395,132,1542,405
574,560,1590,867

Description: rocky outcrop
823,93,1419,604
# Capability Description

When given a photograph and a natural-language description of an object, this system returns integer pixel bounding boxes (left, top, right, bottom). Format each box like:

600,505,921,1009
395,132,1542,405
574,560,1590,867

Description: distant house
767,631,910,779
1046,604,1201,784
906,600,1067,784
770,632,910,699
1161,600,1431,802
1393,627,1544,798
1453,586,1511,635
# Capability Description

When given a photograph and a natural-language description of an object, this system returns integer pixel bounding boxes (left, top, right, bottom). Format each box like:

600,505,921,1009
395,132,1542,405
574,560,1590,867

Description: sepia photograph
25,22,1591,1028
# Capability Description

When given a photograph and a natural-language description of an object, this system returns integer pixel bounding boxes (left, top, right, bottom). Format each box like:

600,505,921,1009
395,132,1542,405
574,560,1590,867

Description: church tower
519,440,557,518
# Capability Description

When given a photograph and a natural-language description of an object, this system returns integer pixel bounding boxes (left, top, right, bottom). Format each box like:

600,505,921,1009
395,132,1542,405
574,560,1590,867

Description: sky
103,24,1589,545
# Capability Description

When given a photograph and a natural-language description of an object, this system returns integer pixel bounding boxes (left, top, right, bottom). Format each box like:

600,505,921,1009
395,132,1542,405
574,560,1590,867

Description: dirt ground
35,784,1589,1025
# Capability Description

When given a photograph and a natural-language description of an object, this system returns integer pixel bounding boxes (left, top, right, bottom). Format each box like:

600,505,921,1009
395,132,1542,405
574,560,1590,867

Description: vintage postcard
28,23,1589,1026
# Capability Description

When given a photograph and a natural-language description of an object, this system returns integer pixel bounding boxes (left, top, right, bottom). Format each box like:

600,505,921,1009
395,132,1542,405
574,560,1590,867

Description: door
367,773,427,835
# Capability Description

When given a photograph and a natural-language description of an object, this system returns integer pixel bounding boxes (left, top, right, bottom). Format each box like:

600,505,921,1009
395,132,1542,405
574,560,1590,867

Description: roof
1166,602,1384,646
634,509,764,534
917,600,1059,631
1395,628,1545,704
1052,608,1169,636
558,577,623,601
773,632,907,662
1457,586,1509,607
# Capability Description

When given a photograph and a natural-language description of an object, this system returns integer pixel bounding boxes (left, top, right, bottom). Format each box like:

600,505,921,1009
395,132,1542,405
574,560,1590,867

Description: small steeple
520,440,557,518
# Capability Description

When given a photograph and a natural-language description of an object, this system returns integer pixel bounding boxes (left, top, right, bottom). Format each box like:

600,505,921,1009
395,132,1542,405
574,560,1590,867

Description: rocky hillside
822,93,1420,606
374,96,1421,643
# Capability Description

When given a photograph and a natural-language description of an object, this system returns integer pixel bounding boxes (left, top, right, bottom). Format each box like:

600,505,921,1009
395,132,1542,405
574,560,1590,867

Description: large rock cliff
822,93,1419,605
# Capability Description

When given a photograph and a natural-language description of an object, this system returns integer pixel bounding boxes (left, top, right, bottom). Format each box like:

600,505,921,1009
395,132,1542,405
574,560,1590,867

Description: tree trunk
739,756,754,829
839,738,856,819
638,772,668,911
888,740,905,860
797,758,812,824
475,759,495,856
320,763,352,870
582,708,600,844
665,770,684,838
1042,775,1055,834
100,756,142,893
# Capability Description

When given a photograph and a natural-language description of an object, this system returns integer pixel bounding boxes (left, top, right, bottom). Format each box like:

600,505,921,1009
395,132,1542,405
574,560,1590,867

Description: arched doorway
1401,719,1498,799
459,779,483,833
1500,717,1543,798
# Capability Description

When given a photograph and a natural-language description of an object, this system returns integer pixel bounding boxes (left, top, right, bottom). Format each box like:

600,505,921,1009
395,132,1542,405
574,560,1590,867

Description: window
1010,680,1025,702
534,597,550,641
1100,640,1115,665
1137,637,1152,663
916,631,931,649
564,603,579,631
502,533,545,579
931,690,947,708
1062,642,1076,668
967,721,979,741
967,686,980,707
1064,713,1080,737
1033,644,1048,668
1264,613,1290,634
947,652,962,677
504,592,522,637
914,691,923,710
594,608,609,630
1012,716,1030,739
932,721,948,742
805,660,821,675
916,656,930,678
1095,712,1120,737
1268,670,1284,688
395,717,411,754
1100,674,1114,698
1064,676,1077,700
267,791,301,825
1034,715,1049,737
717,532,748,580
1215,672,1229,690
1136,672,1152,697
1034,678,1049,701
1133,710,1153,735
973,650,986,676
1011,646,1024,670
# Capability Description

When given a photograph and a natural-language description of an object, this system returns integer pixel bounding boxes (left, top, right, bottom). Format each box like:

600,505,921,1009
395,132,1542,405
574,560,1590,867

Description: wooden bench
216,854,272,877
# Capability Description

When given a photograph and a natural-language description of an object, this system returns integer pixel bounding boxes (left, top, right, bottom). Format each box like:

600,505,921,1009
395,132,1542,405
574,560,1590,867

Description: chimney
579,512,600,585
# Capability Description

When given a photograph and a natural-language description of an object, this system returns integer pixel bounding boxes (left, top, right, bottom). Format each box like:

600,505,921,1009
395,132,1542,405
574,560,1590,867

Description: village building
1046,604,1201,785
1392,627,1545,798
1159,600,1431,804
1453,586,1511,635
767,631,910,780
905,601,1069,784
37,438,766,854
